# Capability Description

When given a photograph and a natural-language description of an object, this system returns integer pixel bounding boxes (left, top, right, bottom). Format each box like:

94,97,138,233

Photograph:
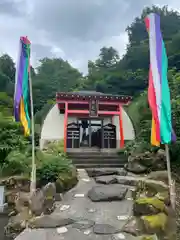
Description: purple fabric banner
14,39,25,121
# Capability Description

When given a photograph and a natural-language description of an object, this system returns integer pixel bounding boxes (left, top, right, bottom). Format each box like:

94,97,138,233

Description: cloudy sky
0,0,179,73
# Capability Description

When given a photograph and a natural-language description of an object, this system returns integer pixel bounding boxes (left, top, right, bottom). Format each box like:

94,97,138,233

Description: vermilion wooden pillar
119,104,124,148
64,102,68,153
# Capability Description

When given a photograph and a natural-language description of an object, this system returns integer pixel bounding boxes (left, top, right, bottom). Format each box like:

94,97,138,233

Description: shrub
2,150,31,176
45,140,66,157
36,151,73,185
0,113,29,162
123,140,160,156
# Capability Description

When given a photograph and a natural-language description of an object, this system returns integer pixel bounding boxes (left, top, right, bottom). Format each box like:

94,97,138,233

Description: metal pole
29,68,36,195
165,144,175,209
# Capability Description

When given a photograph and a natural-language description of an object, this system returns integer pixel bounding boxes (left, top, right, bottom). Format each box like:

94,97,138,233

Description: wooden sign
89,100,98,117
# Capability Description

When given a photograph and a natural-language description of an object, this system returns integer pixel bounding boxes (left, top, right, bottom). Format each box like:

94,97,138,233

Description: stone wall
123,149,176,239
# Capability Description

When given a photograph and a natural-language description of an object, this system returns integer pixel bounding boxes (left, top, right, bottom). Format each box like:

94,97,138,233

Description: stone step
69,155,126,160
68,152,121,156
72,158,126,164
75,163,125,168
68,153,127,159
68,151,126,169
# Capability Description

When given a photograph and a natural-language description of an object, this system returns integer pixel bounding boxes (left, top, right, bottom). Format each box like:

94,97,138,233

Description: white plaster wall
40,104,64,149
113,107,135,141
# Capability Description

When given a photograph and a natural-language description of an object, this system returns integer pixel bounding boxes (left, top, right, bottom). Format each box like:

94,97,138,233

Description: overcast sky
0,0,179,73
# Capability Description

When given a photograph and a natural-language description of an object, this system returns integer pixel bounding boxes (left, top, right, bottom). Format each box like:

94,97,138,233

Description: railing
66,123,80,148
66,123,117,149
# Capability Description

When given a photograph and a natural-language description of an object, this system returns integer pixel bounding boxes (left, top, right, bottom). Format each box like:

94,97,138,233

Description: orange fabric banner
151,117,160,146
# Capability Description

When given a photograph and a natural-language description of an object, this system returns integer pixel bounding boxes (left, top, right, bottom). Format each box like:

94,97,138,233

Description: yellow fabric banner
20,98,30,136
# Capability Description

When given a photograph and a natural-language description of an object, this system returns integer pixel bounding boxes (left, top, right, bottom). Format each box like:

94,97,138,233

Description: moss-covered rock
147,171,168,184
124,161,148,174
144,181,168,194
140,235,159,240
132,178,169,203
141,213,168,234
155,191,170,206
126,150,166,173
134,197,166,216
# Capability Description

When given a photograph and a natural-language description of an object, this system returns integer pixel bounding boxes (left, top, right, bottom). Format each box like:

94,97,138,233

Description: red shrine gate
56,92,132,152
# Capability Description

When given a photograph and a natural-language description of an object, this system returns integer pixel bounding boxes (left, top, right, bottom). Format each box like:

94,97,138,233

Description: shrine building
40,91,135,152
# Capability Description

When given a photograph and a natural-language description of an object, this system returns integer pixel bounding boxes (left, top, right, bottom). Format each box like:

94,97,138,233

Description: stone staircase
67,149,127,169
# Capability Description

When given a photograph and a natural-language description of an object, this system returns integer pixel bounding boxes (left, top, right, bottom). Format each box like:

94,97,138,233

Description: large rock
124,162,148,174
4,176,30,206
129,152,154,168
88,185,128,202
28,215,74,228
147,171,168,184
30,183,56,215
42,182,56,214
87,169,127,178
71,219,95,230
140,236,160,240
15,183,56,216
93,223,120,234
116,177,137,186
144,180,168,194
155,191,170,206
127,150,166,173
141,213,168,235
15,192,30,213
5,207,32,239
29,189,44,216
95,176,118,184
122,217,144,236
156,149,166,159
132,179,169,204
95,175,137,186
0,176,30,192
133,197,166,216
6,190,20,206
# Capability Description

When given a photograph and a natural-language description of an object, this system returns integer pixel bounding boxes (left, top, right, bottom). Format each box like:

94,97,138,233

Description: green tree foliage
0,113,29,161
0,54,15,96
32,58,82,112
0,54,15,82
126,5,180,47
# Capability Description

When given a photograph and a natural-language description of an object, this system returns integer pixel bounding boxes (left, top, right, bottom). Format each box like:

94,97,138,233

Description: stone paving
15,169,140,240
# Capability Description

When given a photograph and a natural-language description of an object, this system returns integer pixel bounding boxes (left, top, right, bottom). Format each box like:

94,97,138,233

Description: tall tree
0,54,16,96
32,58,82,112
126,5,180,47
0,54,15,82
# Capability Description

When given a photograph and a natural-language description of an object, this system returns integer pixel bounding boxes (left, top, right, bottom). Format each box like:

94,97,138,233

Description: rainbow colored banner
14,37,31,136
145,13,176,146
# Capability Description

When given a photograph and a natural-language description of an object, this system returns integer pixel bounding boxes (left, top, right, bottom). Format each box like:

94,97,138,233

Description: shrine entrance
78,118,103,148
66,118,117,150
